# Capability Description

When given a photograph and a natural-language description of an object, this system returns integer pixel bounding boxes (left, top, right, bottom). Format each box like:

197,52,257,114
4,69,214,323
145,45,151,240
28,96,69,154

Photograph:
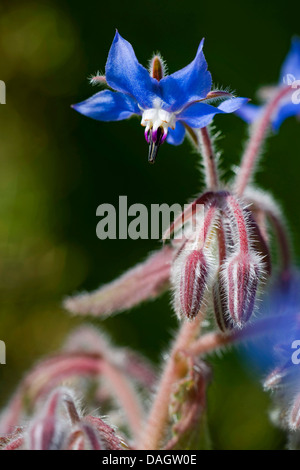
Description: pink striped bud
222,252,262,328
173,249,210,320
212,274,233,332
78,422,105,450
28,416,66,450
84,416,125,450
26,388,76,450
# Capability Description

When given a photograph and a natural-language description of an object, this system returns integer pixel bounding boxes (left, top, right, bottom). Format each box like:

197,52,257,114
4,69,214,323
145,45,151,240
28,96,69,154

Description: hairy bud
172,249,211,320
212,274,233,332
28,416,66,450
149,54,166,81
222,252,262,327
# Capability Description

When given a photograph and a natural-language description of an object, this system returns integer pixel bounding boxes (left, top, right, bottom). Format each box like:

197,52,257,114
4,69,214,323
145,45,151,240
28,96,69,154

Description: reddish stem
225,194,249,253
137,313,204,450
267,212,291,279
162,191,215,241
244,191,292,278
0,353,143,442
101,361,143,442
199,127,219,190
189,313,296,357
235,86,292,196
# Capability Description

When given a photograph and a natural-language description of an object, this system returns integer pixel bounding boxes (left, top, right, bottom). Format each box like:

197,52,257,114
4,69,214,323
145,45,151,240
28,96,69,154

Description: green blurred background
0,0,299,450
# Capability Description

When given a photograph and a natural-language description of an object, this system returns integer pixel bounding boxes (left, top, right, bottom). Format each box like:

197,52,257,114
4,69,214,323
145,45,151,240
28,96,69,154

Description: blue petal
235,103,263,124
72,90,140,121
177,97,249,128
217,97,250,113
272,101,300,131
166,121,186,145
159,39,212,112
280,37,300,83
105,31,160,109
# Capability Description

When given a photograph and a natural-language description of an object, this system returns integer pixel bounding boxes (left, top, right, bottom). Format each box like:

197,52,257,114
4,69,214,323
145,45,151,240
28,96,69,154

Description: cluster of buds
64,58,296,445
170,190,267,329
0,326,154,450
0,387,126,450
2,34,298,451
0,325,211,450
64,186,290,332
67,33,296,333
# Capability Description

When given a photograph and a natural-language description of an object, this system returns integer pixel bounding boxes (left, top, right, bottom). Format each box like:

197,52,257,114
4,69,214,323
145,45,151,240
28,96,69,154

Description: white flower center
141,106,176,134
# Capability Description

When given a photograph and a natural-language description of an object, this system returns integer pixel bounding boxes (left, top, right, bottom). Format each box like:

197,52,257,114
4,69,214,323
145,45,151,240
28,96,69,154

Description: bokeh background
0,0,299,450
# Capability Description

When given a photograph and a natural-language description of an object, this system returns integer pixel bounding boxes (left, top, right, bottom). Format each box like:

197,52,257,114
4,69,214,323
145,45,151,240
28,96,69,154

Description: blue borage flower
72,31,248,162
242,273,300,371
241,272,300,432
237,38,300,131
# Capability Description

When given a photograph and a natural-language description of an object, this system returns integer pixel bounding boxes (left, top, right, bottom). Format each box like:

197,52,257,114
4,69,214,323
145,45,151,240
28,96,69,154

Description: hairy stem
244,190,292,278
137,313,204,450
189,313,293,356
101,362,143,442
184,124,219,190
199,127,219,190
235,86,292,196
224,194,249,253
267,212,292,279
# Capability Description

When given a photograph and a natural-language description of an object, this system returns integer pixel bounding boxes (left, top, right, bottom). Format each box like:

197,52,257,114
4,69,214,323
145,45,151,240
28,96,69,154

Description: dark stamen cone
148,127,165,163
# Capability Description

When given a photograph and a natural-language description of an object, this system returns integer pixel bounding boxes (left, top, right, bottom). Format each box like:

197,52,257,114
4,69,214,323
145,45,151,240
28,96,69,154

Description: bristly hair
148,52,168,78
88,71,107,87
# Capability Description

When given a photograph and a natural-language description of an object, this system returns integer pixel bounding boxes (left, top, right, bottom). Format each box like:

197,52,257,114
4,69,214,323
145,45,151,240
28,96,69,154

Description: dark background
0,0,299,449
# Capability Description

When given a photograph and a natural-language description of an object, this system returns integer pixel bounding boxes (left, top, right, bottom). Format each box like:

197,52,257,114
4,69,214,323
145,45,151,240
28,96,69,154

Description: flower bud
149,54,165,81
212,274,233,332
27,389,70,450
223,252,262,327
173,249,210,320
84,416,125,450
28,416,66,450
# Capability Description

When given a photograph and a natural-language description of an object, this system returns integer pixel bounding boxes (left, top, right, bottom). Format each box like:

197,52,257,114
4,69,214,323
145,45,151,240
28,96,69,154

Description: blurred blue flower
236,38,300,131
240,272,300,435
242,272,300,390
72,31,248,162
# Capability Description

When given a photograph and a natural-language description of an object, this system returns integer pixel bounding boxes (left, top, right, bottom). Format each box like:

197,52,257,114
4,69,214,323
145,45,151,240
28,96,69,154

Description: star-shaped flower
72,31,248,162
236,38,300,131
